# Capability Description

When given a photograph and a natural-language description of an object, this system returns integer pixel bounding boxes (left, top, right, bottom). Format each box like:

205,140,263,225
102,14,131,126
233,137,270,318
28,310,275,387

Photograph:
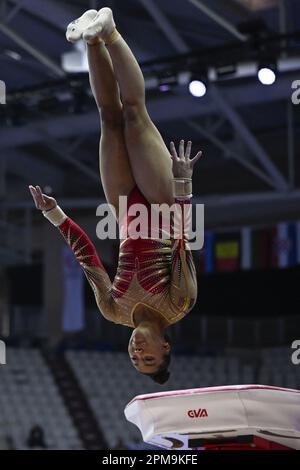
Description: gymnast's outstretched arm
168,141,202,312
29,185,116,322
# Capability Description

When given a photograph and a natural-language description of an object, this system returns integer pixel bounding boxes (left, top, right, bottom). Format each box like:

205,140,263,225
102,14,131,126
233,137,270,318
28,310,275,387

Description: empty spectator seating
0,348,81,450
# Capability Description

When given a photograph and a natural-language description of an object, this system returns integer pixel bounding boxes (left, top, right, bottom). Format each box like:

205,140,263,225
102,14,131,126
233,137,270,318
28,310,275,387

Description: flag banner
201,221,300,274
275,223,290,268
215,233,240,272
272,223,299,269
253,227,274,270
241,227,251,270
62,245,85,332
204,231,215,273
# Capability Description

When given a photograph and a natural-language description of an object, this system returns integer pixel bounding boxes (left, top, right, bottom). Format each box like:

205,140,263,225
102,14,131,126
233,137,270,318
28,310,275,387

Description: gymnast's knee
100,106,124,129
123,102,148,125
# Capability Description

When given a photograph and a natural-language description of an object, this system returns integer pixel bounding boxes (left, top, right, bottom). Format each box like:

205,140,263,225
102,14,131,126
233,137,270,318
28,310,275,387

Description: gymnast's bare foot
66,9,98,43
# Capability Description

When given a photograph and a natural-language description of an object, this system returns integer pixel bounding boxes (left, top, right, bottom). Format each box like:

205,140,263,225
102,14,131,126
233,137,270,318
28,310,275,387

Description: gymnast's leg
83,8,174,206
86,36,135,219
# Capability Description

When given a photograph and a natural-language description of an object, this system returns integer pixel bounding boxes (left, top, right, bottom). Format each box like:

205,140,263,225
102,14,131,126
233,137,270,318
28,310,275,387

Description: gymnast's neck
133,308,167,333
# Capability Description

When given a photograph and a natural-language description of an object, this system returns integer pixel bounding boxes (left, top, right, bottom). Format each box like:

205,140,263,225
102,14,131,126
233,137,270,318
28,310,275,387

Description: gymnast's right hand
29,185,57,212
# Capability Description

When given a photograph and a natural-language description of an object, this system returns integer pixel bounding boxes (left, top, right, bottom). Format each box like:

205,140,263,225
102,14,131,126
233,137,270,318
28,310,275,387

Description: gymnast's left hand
170,140,202,178
29,185,57,212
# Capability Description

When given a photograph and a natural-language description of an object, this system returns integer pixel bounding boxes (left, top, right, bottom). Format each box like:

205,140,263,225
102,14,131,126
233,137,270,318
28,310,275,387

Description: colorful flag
215,233,240,272
241,227,274,270
201,221,300,274
272,222,300,269
204,231,215,273
198,231,215,274
241,227,251,270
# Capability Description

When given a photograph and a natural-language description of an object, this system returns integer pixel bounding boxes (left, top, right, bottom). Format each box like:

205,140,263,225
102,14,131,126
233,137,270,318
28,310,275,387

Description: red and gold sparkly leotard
43,185,197,328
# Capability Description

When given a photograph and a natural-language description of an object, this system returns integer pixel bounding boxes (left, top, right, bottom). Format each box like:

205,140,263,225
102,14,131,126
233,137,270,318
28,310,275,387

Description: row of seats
0,348,82,450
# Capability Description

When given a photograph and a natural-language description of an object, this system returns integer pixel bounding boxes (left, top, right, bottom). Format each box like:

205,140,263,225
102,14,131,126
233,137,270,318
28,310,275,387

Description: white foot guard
66,9,98,43
83,7,116,44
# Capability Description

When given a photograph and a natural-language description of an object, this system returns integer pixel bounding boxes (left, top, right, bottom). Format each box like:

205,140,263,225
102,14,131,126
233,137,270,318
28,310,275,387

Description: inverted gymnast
29,7,202,384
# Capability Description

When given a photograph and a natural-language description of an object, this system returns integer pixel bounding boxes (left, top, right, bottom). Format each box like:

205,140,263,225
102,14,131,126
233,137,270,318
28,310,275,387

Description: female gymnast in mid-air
29,7,202,384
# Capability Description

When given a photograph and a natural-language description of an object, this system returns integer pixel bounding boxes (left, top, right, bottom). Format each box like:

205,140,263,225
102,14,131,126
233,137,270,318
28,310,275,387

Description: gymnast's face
128,329,170,374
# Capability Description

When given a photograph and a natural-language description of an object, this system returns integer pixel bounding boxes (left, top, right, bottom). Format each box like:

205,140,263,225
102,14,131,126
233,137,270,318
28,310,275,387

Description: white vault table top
124,385,300,450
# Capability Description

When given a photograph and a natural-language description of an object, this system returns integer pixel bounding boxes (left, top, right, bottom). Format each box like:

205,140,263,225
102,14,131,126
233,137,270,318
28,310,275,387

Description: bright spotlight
258,67,276,85
189,80,207,97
